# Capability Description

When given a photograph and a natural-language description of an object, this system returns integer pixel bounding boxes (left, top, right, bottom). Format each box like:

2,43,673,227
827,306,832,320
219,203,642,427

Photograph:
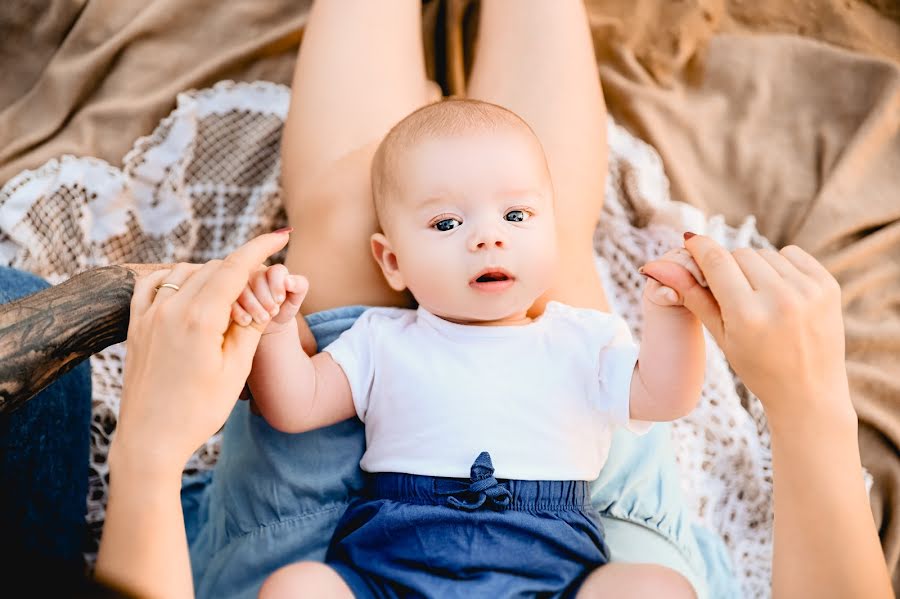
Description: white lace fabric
2,80,859,598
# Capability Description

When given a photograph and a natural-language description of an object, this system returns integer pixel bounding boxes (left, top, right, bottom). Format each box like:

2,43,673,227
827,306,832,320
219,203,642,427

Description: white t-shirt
324,301,648,481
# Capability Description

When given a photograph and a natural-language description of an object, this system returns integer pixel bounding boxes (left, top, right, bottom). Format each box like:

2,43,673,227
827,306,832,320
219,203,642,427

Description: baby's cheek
527,227,557,272
402,258,452,307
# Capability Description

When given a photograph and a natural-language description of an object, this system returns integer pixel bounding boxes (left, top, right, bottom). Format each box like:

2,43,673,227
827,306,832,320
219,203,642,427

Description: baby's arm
248,329,356,432
629,248,706,421
236,266,355,432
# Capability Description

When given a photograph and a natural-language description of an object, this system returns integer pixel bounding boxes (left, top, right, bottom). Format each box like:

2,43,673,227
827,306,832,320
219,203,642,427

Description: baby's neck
437,309,533,328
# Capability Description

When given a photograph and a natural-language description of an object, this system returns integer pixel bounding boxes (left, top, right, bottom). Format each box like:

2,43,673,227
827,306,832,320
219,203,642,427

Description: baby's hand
231,264,309,335
640,248,707,307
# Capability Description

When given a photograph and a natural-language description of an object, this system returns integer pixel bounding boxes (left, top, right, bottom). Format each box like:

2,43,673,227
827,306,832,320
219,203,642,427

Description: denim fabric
187,305,739,599
0,267,92,582
326,451,608,598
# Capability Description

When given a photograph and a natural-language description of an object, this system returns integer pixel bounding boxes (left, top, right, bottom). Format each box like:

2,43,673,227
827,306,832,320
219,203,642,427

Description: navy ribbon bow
438,451,512,511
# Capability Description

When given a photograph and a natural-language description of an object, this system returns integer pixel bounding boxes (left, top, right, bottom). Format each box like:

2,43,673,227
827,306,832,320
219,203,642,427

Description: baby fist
639,248,707,307
232,264,309,334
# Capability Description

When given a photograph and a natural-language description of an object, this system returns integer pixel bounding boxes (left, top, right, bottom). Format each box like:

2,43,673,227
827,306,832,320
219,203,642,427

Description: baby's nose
475,238,504,249
467,223,508,251
469,234,506,251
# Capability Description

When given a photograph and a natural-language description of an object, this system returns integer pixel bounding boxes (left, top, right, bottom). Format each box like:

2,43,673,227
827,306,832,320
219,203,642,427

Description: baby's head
370,99,558,324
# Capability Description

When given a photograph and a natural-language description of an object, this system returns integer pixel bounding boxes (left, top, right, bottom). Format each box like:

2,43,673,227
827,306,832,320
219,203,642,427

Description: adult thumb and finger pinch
118,229,296,465
637,231,849,414
638,232,830,346
654,235,892,599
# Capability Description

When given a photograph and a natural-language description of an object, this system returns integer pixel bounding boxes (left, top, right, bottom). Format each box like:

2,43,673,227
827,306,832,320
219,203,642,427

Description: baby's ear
371,233,406,292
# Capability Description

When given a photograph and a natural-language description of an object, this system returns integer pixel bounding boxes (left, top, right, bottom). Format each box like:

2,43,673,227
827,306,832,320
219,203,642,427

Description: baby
237,99,706,598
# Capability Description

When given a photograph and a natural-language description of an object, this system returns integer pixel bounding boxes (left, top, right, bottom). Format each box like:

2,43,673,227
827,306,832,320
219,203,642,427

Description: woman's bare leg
467,0,610,315
576,563,696,598
281,0,439,319
259,562,354,598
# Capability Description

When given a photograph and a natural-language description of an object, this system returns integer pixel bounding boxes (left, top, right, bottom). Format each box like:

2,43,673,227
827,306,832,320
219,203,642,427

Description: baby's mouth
475,272,509,283
470,268,515,292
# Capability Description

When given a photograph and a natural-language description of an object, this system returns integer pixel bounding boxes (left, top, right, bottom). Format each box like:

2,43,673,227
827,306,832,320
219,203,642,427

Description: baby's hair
371,98,547,230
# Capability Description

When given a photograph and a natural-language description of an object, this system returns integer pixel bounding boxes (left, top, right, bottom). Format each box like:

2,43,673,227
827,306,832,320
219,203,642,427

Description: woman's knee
259,561,353,599
576,563,697,598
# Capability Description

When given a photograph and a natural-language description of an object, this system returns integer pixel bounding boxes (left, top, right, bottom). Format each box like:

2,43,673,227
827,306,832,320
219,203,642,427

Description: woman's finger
198,232,292,307
757,248,820,295
131,269,173,318
217,233,294,370
660,248,707,288
147,262,201,311
756,248,796,278
168,233,290,312
731,248,786,292
682,234,754,314
165,254,268,337
779,244,834,283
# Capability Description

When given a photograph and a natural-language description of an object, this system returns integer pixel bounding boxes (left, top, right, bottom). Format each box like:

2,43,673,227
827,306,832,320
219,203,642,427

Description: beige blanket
1,0,898,590
579,7,900,591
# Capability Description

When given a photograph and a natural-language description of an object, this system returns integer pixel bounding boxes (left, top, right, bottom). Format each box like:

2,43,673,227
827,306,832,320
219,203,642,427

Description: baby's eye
504,209,531,223
433,218,462,232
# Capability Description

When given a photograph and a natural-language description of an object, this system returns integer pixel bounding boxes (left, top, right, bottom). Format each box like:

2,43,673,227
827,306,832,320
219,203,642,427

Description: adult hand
639,233,853,426
112,231,293,473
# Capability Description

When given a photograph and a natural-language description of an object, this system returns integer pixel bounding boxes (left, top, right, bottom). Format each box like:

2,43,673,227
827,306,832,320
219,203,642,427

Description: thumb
222,316,265,382
640,260,725,345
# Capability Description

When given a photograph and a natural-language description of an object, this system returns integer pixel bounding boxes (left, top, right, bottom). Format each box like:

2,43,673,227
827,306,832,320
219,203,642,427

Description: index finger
203,231,292,303
683,233,754,314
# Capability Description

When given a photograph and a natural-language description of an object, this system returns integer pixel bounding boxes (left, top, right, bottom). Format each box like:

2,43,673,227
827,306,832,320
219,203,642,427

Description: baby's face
380,129,558,324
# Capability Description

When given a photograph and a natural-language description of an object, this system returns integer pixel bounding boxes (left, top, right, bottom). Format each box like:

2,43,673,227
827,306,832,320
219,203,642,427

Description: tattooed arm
0,265,154,414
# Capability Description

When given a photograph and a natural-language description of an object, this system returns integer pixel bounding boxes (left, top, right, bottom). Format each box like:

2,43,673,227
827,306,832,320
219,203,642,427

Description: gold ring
154,283,180,294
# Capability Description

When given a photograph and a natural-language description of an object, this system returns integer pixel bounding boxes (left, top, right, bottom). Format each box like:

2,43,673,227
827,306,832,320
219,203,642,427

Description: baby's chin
423,300,536,326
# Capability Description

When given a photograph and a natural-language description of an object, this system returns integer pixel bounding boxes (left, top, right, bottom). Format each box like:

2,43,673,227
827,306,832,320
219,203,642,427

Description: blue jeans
187,306,741,599
0,267,92,583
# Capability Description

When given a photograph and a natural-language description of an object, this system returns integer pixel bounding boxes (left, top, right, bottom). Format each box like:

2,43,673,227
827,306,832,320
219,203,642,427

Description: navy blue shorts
325,452,610,598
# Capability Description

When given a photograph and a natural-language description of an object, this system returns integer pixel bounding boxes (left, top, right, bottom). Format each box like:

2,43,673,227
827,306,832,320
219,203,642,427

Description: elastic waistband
365,472,593,510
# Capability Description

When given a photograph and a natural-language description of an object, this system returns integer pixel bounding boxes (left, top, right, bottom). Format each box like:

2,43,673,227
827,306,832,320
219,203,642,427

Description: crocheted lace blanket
1,80,833,598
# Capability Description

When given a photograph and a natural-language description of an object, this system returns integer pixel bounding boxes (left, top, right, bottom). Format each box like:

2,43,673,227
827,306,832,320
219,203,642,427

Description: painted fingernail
683,231,696,240
274,226,294,235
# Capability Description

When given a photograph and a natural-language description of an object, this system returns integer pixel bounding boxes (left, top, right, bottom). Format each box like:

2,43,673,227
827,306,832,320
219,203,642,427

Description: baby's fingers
238,285,271,326
642,274,681,306
658,248,708,288
266,264,289,305
285,274,309,304
231,301,253,327
251,268,279,317
270,275,309,325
